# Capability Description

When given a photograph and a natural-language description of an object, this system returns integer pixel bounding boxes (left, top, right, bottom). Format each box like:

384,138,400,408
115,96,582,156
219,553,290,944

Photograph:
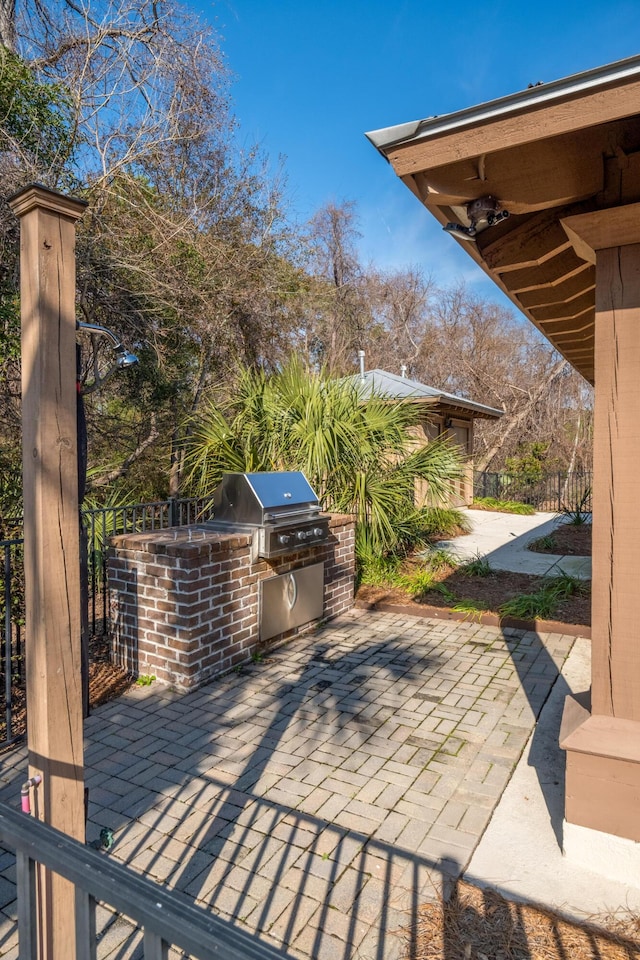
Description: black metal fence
0,497,214,746
473,470,592,512
82,496,214,638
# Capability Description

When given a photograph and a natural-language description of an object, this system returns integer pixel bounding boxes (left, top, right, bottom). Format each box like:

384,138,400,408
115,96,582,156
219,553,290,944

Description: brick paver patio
0,608,576,959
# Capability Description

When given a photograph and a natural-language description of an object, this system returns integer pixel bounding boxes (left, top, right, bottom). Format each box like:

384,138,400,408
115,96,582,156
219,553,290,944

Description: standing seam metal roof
344,369,503,418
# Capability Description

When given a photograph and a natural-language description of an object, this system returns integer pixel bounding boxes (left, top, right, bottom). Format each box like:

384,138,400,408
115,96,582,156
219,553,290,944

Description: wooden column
9,184,87,958
560,204,640,841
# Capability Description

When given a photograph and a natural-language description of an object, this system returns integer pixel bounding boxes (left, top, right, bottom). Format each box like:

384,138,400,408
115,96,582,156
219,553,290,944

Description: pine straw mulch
407,880,640,960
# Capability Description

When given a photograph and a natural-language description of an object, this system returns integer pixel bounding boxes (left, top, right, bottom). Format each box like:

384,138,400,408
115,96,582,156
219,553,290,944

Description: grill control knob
313,528,325,537
278,534,291,546
296,530,307,541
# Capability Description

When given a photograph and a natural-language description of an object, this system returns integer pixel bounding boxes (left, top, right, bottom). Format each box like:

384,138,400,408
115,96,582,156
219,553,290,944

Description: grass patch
529,533,557,552
357,554,402,587
396,568,437,598
452,598,490,622
472,497,536,515
420,546,459,571
461,553,494,577
498,569,587,620
499,588,559,620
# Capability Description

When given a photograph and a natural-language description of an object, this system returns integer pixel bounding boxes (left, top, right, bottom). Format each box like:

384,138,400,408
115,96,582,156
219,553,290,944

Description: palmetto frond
185,357,464,557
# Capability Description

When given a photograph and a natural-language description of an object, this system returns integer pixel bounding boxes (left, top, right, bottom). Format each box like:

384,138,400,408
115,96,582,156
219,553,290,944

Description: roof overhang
366,54,640,385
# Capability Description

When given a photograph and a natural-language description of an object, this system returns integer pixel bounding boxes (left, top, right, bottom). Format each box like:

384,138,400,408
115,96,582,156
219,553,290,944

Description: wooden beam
479,209,574,272
506,248,591,293
535,316,594,337
560,205,640,843
548,330,594,349
385,75,640,176
530,294,594,324
9,184,87,959
563,202,640,253
602,150,640,205
517,267,595,308
414,129,604,214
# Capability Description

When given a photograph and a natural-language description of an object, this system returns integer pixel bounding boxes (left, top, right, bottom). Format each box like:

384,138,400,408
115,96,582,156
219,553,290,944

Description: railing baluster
144,928,169,959
101,509,108,632
75,887,97,960
89,512,96,637
3,544,11,740
16,849,37,960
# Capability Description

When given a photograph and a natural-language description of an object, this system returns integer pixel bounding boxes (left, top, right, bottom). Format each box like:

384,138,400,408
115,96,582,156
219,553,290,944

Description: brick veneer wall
108,514,355,691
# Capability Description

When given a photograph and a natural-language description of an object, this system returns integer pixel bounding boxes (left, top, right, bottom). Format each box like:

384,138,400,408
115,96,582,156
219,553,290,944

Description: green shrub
461,553,494,577
421,547,459,572
417,507,471,538
396,568,436,598
528,534,557,552
499,589,558,621
499,569,586,620
473,497,536,515
187,358,465,563
556,488,592,526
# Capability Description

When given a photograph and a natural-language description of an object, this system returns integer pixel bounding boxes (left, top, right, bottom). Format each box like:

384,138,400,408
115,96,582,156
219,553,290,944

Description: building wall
108,514,355,692
412,412,474,507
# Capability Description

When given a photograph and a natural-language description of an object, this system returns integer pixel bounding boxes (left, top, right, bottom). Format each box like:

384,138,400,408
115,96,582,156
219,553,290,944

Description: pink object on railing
20,775,42,814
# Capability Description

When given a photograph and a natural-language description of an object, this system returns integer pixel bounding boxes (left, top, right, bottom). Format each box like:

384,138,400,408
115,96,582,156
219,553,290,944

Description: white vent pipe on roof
358,350,365,381
401,364,407,378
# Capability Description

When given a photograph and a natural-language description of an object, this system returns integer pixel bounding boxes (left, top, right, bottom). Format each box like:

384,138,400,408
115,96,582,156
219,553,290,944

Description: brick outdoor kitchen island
108,515,355,691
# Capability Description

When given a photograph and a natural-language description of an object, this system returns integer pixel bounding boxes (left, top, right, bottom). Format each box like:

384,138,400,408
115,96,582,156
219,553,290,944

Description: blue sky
194,1,640,301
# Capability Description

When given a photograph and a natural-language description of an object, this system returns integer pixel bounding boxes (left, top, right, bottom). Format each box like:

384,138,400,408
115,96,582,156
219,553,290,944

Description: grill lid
213,471,321,525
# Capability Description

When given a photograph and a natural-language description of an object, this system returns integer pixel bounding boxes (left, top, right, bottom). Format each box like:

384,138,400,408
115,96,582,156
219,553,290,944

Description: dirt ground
528,523,591,556
358,567,591,627
408,881,640,960
358,522,592,627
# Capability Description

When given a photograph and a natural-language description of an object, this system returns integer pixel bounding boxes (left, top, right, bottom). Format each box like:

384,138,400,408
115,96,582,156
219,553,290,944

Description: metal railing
0,497,215,747
83,496,214,637
1,538,24,747
473,470,592,512
0,801,290,959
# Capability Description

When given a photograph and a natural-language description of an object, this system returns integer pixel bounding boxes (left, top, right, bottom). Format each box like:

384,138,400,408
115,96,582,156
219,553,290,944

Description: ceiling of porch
366,56,640,385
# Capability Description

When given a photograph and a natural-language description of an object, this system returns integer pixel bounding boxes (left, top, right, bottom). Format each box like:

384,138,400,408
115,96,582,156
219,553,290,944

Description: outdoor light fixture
443,195,509,242
76,320,139,394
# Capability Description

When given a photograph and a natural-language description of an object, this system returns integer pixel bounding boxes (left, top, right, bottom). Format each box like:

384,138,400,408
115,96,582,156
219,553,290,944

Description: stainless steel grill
202,471,330,560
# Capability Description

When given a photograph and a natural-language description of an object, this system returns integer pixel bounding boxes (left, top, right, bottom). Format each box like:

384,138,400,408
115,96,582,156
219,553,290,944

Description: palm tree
185,357,464,559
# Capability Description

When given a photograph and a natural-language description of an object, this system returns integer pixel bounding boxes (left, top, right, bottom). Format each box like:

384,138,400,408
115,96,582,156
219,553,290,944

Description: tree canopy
0,0,593,522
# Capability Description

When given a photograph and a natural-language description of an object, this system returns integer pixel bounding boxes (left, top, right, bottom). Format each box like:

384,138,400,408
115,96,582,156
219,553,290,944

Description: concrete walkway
0,608,578,959
468,635,640,920
437,508,592,579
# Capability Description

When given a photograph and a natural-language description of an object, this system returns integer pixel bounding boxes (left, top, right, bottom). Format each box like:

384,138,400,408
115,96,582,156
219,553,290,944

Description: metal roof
344,369,503,419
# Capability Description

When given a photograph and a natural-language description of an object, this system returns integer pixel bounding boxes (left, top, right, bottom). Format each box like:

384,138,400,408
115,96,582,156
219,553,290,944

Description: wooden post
9,184,87,958
560,205,640,842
